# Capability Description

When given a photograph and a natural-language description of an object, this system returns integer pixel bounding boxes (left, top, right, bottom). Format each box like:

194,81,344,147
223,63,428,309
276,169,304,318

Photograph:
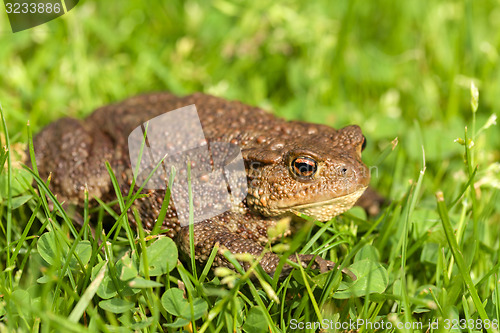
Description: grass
1,0,499,332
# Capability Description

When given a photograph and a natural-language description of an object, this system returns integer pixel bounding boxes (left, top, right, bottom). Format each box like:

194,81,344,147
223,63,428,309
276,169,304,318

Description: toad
32,93,372,276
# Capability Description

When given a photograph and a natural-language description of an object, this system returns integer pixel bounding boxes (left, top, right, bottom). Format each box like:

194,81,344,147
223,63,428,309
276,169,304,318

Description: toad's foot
288,254,357,280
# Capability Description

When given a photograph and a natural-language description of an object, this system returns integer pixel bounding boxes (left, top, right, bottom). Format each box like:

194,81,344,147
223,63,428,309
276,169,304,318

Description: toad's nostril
341,167,348,176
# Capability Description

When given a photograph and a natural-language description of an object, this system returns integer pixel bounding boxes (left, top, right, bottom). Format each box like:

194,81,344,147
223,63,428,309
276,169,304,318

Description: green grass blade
0,101,13,289
68,262,107,322
436,191,493,333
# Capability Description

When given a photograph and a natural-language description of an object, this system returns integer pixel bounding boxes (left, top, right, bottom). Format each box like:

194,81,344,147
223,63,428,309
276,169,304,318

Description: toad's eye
362,135,367,151
291,156,318,178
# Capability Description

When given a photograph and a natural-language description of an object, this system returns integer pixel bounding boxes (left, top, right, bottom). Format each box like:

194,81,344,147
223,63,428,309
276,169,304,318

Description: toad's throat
289,186,368,221
249,186,368,222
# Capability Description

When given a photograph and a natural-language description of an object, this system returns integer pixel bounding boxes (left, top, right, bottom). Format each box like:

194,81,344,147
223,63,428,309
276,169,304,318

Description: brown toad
32,93,371,275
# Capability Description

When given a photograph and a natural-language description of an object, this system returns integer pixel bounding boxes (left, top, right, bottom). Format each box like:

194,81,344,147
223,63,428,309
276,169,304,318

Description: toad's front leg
176,213,344,278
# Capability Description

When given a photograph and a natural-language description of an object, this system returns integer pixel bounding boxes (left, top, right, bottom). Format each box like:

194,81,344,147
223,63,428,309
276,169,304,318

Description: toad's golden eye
291,156,318,178
362,135,367,151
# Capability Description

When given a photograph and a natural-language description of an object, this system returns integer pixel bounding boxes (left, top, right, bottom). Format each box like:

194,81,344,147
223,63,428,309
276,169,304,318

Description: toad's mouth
288,186,368,221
